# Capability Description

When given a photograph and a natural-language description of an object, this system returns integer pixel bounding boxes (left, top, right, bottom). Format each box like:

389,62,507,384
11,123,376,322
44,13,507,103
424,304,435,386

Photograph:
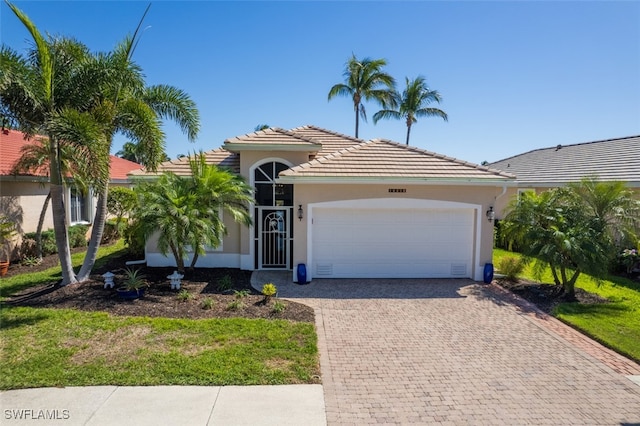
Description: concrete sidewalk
0,385,326,426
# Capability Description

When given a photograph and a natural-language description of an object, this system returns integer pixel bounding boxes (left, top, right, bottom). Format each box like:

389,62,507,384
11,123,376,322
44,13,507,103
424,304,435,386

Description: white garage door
311,207,474,278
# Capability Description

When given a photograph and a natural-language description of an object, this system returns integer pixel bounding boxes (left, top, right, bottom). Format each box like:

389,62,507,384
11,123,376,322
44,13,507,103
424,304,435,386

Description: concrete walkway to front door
252,271,640,425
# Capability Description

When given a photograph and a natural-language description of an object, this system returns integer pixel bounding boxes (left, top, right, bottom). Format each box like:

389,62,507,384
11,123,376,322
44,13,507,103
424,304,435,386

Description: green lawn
494,248,640,362
0,240,126,298
0,243,319,390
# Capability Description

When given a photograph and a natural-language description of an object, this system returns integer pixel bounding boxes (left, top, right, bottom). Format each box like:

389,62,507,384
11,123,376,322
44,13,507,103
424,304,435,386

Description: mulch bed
3,248,315,323
495,278,611,314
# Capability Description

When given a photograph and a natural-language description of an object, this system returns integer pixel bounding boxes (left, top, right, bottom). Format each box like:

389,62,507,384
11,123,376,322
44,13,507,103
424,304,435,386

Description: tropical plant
132,153,253,273
76,8,200,282
254,124,270,131
496,256,527,282
565,177,640,246
328,54,395,138
0,216,16,262
10,137,93,258
121,267,147,291
373,76,448,145
261,282,277,304
116,141,170,164
1,3,110,285
500,181,638,299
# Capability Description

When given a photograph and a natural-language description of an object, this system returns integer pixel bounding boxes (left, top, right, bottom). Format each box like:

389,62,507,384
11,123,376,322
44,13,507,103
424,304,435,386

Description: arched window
254,162,293,206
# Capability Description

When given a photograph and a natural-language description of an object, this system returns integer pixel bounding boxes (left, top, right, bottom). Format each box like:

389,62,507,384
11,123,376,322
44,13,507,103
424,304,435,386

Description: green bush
497,255,527,282
216,275,234,292
123,220,145,258
68,224,89,248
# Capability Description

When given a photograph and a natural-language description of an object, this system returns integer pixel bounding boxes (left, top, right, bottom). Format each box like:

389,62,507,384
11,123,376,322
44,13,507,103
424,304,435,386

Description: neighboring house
0,128,142,241
131,125,515,281
489,135,640,217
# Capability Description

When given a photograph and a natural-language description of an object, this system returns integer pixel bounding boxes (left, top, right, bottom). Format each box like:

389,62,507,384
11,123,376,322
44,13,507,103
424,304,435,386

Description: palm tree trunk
77,185,108,281
49,142,76,285
35,191,51,259
406,124,411,146
355,105,359,138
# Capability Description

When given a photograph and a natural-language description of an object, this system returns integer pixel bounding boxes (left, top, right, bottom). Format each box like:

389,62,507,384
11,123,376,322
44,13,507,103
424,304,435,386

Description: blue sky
2,1,639,164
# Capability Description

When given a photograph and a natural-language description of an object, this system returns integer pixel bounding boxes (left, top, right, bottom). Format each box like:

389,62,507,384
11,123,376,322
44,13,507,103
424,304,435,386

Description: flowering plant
619,248,639,274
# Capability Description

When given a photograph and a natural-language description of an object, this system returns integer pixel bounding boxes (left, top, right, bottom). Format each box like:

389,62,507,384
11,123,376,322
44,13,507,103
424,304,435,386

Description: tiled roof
129,148,240,177
489,135,640,186
289,125,365,155
0,129,142,181
110,156,143,180
223,127,322,150
279,138,514,181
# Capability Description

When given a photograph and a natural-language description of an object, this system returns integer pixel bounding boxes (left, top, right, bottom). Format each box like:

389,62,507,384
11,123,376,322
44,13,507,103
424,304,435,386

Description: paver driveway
254,272,640,425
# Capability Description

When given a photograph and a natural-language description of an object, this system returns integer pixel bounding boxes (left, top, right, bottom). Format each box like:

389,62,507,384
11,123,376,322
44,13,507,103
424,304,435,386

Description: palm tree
1,3,108,285
10,137,96,258
373,76,448,145
254,124,270,131
328,55,395,138
133,153,253,273
565,177,640,245
76,18,200,282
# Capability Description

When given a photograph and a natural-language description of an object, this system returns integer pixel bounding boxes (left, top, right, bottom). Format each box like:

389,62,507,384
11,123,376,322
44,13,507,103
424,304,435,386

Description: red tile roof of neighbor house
0,128,142,180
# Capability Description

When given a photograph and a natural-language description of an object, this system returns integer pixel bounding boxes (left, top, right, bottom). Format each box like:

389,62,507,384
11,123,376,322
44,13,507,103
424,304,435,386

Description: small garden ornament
168,270,184,290
102,271,115,289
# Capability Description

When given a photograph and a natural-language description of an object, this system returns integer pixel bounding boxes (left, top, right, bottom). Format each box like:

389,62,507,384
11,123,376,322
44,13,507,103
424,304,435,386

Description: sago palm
328,55,395,138
373,76,448,146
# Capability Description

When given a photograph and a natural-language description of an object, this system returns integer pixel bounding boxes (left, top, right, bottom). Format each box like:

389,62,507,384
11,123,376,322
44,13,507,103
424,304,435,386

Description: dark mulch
3,248,315,323
496,278,611,314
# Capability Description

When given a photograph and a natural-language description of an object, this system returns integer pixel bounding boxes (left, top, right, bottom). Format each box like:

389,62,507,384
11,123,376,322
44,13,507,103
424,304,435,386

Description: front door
253,161,294,270
258,208,291,269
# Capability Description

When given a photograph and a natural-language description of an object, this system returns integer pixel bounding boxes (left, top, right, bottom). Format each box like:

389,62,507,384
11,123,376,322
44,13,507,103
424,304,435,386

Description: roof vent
555,144,562,151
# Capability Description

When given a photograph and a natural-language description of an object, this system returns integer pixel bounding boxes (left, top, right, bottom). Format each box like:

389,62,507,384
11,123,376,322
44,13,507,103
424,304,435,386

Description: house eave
276,176,517,186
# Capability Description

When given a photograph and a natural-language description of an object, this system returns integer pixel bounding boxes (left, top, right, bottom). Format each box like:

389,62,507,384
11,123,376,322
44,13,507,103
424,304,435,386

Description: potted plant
0,216,16,276
116,267,148,300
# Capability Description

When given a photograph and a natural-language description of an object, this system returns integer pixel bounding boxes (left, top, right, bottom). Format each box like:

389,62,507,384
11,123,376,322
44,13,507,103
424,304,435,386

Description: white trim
277,176,516,186
306,198,484,281
146,252,241,268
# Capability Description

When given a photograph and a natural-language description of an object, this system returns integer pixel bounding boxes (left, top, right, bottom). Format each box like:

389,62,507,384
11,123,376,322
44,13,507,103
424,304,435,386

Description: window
253,162,293,206
70,187,90,224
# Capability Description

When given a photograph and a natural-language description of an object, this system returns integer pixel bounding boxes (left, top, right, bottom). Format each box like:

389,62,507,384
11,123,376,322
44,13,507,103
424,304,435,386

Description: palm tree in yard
10,138,97,259
1,3,109,285
373,76,448,146
75,13,200,282
328,55,395,138
133,153,253,273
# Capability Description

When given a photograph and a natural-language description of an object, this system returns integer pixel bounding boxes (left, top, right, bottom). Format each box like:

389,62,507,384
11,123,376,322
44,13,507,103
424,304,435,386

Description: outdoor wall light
486,206,495,222
298,205,304,221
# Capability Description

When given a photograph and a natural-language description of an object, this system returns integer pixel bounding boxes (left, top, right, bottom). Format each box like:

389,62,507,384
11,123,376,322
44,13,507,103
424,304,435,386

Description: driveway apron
254,272,640,425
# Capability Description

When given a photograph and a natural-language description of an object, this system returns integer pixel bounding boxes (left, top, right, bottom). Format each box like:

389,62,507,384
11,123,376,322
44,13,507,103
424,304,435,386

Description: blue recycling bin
483,263,494,284
297,263,308,284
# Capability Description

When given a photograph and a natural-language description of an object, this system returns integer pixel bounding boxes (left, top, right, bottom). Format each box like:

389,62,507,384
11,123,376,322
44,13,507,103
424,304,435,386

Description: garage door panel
311,207,474,279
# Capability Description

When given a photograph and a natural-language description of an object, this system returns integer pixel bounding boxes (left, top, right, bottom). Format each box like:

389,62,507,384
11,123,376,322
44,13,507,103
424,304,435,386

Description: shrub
216,275,234,292
226,300,244,311
177,289,194,302
261,283,277,297
497,256,526,282
121,268,147,291
271,300,285,314
201,297,214,310
123,220,145,258
233,289,249,299
68,224,89,248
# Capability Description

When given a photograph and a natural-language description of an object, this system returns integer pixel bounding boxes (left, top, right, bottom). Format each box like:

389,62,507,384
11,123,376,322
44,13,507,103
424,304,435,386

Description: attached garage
309,199,478,279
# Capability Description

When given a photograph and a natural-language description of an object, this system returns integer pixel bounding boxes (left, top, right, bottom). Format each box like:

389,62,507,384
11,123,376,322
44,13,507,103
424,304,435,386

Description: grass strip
0,306,318,390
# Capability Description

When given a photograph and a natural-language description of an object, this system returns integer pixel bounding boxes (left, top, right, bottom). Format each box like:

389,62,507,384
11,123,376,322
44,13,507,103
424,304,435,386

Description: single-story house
489,135,640,217
131,125,515,282
0,128,142,254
